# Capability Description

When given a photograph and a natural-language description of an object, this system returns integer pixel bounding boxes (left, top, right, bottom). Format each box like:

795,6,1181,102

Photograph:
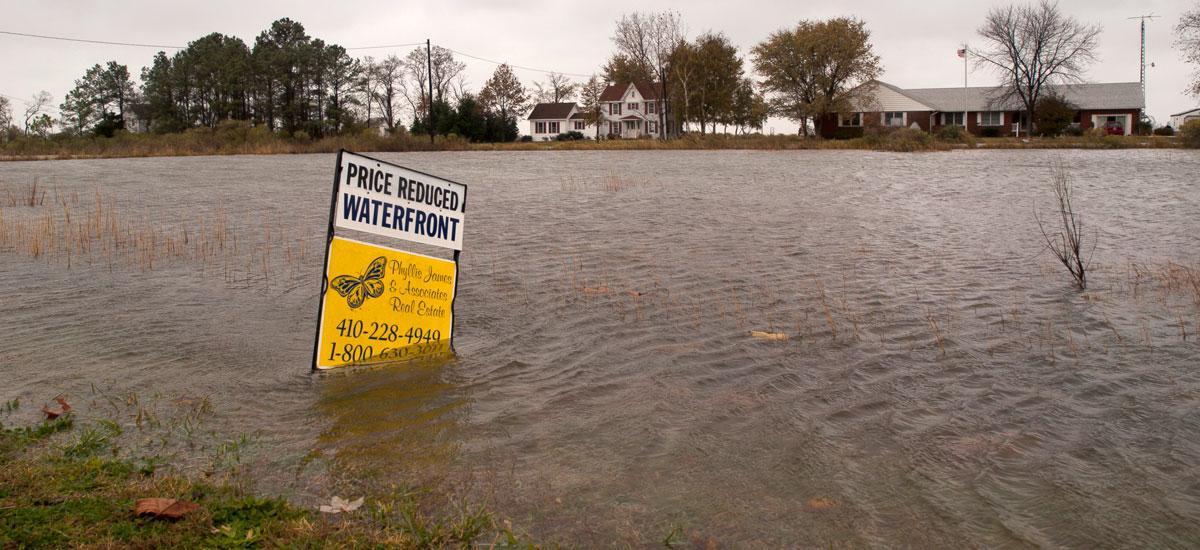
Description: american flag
957,48,967,58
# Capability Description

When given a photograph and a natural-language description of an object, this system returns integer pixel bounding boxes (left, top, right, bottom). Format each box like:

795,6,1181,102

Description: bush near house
862,126,938,152
555,131,585,141
935,124,973,144
1180,120,1200,148
1135,119,1155,136
1033,93,1076,136
1153,125,1175,136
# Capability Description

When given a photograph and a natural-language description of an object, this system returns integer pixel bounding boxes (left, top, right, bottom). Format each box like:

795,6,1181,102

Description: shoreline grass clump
0,398,538,549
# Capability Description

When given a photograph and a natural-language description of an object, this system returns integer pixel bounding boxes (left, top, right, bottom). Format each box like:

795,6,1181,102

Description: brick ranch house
819,79,1144,138
527,81,666,140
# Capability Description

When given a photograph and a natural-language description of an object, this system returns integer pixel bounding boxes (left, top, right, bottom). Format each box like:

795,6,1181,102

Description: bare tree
1177,3,1200,97
612,11,684,139
357,56,379,126
399,46,466,121
0,96,12,129
1034,161,1095,289
533,72,578,103
373,55,406,132
972,0,1101,138
23,91,53,135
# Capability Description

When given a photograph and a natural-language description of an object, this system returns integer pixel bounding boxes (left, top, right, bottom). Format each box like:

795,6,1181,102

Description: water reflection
314,342,465,487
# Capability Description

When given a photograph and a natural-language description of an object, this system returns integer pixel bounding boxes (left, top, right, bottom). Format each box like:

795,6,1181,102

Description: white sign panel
333,151,467,251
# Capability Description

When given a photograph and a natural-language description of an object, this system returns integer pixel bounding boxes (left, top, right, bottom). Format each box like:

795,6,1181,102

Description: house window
610,103,622,115
627,102,639,111
648,121,657,133
838,113,862,127
574,121,585,130
940,112,964,126
645,102,657,114
610,121,621,135
980,112,1003,126
548,121,559,134
624,120,638,130
884,112,905,127
535,121,546,134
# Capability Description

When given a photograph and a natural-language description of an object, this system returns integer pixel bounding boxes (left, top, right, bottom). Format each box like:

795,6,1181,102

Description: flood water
2,150,1199,547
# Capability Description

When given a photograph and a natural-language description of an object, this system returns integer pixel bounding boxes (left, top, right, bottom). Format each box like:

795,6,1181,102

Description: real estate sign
313,150,467,370
334,151,466,250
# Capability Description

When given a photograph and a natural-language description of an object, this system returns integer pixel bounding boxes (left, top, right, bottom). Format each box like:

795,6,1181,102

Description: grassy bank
0,400,537,548
0,125,1186,161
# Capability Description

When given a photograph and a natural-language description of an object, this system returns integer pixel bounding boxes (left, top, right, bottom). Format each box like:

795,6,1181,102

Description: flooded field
1,149,1199,547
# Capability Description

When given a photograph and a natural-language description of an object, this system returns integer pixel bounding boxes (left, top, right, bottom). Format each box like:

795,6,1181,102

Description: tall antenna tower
1128,14,1158,106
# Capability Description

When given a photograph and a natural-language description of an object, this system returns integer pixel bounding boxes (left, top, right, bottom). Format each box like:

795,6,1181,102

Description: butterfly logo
330,256,387,309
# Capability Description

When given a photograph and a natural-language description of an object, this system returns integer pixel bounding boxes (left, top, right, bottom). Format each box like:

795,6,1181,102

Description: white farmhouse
599,82,664,138
526,81,667,140
528,102,591,141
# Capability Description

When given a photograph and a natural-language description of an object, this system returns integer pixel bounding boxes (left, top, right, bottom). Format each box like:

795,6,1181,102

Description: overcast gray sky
1,0,1196,134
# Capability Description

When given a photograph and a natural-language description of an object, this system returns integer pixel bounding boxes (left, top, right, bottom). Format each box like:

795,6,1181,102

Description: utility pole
1129,14,1158,125
426,38,434,144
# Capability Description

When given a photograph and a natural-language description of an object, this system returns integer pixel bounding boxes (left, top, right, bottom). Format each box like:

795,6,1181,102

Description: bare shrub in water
1034,162,1094,289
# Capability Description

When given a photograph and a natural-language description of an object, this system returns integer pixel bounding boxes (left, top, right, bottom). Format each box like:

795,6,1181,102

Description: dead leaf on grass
135,498,201,520
41,396,71,420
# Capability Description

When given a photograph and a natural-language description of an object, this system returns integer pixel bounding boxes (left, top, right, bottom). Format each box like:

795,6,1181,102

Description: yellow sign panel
315,236,457,370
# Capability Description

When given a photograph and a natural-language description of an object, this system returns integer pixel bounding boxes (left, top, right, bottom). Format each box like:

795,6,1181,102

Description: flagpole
961,47,968,129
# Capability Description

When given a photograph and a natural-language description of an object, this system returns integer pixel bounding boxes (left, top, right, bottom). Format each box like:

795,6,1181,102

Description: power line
444,47,593,78
0,30,182,49
345,42,425,51
0,92,63,115
0,28,599,84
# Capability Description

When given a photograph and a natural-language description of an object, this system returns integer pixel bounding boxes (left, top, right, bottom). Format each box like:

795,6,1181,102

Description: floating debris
319,496,365,514
804,497,838,511
749,330,788,341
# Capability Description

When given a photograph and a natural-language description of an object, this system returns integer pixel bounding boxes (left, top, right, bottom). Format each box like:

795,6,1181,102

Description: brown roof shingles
527,102,576,120
599,82,663,102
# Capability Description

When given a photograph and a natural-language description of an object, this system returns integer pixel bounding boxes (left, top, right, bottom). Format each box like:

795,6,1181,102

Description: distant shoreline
0,132,1184,162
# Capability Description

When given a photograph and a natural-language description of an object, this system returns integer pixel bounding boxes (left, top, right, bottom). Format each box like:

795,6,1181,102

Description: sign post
312,150,468,371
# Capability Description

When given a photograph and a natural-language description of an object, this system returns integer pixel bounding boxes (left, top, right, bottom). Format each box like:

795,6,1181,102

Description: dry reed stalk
927,314,946,356
815,281,838,339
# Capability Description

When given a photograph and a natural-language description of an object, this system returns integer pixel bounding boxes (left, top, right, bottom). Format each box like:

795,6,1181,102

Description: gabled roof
619,115,643,121
850,79,1144,112
568,112,587,120
528,102,576,120
600,81,663,102
1171,107,1200,117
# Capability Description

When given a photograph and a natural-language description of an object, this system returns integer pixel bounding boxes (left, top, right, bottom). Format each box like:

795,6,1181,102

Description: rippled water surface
2,150,1200,547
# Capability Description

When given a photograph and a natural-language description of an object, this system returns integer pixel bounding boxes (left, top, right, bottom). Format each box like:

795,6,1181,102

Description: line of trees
8,1,1197,144
28,18,526,142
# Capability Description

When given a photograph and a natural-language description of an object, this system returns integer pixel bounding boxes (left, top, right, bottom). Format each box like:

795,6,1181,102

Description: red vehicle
1102,121,1125,135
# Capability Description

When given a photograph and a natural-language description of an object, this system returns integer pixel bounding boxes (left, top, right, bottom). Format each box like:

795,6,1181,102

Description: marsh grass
0,183,311,289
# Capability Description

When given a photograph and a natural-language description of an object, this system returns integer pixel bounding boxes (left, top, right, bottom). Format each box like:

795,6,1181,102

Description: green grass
0,408,542,548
